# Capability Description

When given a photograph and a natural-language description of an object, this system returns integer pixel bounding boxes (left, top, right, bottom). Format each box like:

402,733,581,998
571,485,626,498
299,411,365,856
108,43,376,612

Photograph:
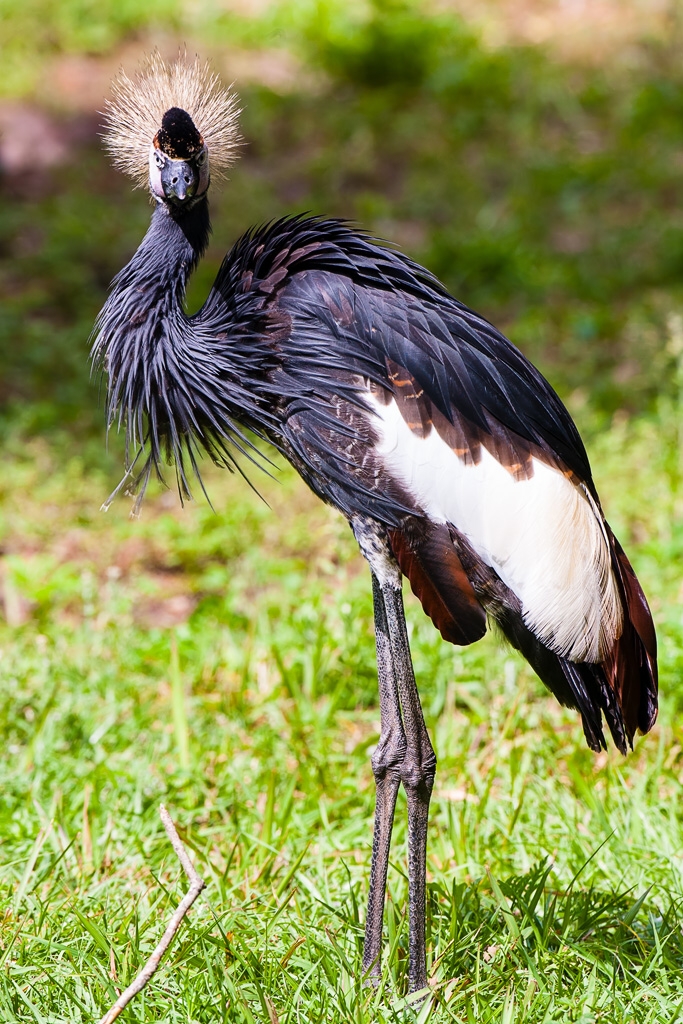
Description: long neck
104,197,211,327
92,200,211,506
93,196,275,511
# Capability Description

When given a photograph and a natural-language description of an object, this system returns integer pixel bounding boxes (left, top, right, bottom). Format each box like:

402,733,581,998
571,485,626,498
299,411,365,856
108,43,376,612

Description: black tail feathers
447,525,657,755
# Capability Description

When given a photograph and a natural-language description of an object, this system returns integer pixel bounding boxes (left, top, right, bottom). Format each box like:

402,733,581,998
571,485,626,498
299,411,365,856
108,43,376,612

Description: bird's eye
196,150,207,166
154,151,164,168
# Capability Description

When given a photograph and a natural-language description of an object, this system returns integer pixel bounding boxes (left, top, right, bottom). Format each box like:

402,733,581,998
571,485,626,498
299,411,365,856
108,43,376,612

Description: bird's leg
352,516,435,993
381,583,436,995
362,571,406,982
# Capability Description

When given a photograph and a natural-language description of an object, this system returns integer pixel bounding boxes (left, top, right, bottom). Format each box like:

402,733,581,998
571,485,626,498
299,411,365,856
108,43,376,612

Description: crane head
103,52,241,205
149,107,209,208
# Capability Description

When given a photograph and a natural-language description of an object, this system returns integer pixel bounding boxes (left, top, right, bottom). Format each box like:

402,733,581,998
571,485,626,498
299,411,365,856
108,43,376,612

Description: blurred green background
3,2,683,1020
3,0,683,430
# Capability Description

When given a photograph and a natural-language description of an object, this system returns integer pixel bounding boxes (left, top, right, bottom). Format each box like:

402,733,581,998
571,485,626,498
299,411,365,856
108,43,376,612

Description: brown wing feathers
602,530,658,741
386,358,547,481
389,522,487,646
382,358,487,645
382,358,657,750
385,359,434,438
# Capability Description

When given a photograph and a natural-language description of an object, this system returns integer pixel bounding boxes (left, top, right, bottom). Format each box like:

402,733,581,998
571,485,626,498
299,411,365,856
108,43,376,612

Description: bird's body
95,56,658,996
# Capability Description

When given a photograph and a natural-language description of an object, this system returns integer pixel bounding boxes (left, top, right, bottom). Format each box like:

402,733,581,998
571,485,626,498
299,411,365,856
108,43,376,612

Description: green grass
1,405,683,1022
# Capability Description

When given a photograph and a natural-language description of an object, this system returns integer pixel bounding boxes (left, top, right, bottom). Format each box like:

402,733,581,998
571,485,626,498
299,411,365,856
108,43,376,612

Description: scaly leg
352,517,436,994
382,583,436,995
362,572,406,981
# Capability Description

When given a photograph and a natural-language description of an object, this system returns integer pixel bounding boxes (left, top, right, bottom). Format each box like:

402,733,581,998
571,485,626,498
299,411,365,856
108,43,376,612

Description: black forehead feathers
155,107,203,159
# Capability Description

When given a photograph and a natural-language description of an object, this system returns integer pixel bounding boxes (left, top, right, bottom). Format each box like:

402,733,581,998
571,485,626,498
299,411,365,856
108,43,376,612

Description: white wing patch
367,393,622,662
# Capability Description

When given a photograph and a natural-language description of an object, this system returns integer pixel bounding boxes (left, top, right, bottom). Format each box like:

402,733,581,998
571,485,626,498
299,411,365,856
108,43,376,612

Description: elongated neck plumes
93,200,211,509
93,198,274,513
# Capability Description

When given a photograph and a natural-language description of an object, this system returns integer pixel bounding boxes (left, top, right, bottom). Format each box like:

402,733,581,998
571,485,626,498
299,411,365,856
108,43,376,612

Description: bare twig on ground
98,804,206,1024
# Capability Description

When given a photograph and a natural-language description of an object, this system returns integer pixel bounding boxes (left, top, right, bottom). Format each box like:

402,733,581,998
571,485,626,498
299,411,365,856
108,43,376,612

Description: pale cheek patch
148,147,164,198
367,393,622,663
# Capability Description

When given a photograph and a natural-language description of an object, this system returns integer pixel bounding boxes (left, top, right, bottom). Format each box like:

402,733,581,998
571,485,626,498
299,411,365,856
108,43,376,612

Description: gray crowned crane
93,55,658,995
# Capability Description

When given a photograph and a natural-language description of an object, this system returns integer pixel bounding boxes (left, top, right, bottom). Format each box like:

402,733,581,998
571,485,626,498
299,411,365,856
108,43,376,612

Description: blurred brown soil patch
0,38,310,175
39,43,308,113
435,0,672,62
133,590,198,628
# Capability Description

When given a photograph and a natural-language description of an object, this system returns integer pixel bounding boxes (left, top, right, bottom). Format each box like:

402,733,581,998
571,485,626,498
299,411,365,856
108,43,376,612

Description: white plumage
367,393,623,662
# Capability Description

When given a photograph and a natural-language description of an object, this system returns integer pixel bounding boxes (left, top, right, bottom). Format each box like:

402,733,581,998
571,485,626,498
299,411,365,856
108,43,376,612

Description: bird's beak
160,158,200,205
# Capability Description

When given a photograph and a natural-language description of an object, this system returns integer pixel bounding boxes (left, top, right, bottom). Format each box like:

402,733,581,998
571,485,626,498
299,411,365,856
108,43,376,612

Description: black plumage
95,90,658,995
97,209,589,509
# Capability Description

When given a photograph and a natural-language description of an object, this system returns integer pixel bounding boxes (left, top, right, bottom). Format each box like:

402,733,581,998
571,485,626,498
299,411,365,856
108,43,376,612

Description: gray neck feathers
92,197,274,510
102,199,211,328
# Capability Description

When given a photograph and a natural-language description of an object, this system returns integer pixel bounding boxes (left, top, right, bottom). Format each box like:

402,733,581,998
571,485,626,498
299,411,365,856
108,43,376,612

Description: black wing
215,216,594,490
202,217,657,752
